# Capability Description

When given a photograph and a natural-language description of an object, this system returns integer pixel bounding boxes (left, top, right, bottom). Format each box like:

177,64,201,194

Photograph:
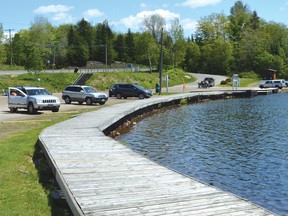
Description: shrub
239,71,260,79
220,80,227,85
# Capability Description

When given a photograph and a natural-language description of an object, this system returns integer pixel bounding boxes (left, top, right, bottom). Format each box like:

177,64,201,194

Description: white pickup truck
259,79,287,89
8,86,60,113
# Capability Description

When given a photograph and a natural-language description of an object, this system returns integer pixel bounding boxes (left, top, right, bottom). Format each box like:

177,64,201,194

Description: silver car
8,86,60,113
62,85,108,105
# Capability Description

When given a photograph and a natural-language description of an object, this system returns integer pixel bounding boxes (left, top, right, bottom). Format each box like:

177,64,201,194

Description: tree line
1,1,288,78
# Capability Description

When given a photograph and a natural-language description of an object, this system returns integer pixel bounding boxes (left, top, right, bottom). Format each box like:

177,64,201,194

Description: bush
239,71,260,79
220,80,227,85
226,77,232,83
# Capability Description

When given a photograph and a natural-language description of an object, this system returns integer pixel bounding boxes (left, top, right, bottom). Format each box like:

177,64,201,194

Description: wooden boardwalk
39,92,275,215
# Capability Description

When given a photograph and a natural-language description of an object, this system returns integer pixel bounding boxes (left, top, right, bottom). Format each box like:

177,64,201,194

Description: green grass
239,78,259,87
0,115,78,216
219,78,259,87
0,64,25,71
0,68,195,93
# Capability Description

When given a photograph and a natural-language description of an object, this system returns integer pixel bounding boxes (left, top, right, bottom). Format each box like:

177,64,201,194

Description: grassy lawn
0,69,195,93
0,112,88,216
239,78,259,87
219,78,259,88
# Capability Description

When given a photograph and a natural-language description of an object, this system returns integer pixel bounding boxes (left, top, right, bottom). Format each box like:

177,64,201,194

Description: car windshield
133,84,146,91
84,86,97,93
26,89,50,95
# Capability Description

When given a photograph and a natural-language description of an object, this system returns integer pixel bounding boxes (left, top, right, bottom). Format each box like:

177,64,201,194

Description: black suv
203,77,215,87
109,83,153,99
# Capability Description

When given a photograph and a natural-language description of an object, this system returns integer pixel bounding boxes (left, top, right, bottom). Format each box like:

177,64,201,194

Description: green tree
228,1,251,42
11,29,34,67
0,23,6,65
114,34,127,62
162,34,174,69
125,29,136,62
135,32,159,70
29,16,54,67
95,20,115,66
196,13,229,41
142,14,166,43
24,46,44,73
183,42,201,73
76,19,93,60
249,11,261,30
67,26,89,67
169,18,186,68
201,39,233,75
52,24,72,68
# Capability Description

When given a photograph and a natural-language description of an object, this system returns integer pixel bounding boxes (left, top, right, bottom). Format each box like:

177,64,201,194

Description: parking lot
0,92,127,123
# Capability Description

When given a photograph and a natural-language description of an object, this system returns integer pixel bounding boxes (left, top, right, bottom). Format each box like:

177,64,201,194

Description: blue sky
1,0,288,38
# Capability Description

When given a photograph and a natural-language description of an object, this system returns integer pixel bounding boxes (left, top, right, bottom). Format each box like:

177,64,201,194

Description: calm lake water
119,92,288,215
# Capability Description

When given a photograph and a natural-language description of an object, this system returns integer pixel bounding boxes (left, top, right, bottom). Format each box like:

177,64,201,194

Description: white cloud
83,9,104,19
34,5,73,14
180,0,221,8
140,3,147,8
52,13,73,23
121,9,179,31
181,18,198,35
33,5,75,24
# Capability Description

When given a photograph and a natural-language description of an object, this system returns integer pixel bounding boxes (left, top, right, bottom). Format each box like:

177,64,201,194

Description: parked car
62,85,108,105
8,86,60,113
109,83,153,99
259,80,287,89
203,77,215,87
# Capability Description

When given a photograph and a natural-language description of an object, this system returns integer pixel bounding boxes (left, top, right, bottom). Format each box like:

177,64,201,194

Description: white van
259,79,287,89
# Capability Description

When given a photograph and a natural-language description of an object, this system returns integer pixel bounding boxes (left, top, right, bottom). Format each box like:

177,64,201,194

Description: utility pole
159,28,164,95
5,29,14,66
105,44,108,70
53,46,56,72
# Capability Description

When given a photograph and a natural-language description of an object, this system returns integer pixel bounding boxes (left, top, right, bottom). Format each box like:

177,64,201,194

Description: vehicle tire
52,108,59,112
116,93,122,99
99,102,105,105
259,85,264,89
9,107,18,113
138,93,145,99
27,103,36,114
85,97,92,105
64,96,71,104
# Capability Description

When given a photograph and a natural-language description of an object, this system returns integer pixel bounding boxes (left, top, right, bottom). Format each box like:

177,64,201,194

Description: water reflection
119,93,288,215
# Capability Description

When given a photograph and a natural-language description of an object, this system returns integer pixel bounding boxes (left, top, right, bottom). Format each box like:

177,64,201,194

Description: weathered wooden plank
39,92,275,216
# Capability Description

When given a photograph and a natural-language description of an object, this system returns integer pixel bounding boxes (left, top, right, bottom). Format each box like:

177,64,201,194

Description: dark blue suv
109,83,153,99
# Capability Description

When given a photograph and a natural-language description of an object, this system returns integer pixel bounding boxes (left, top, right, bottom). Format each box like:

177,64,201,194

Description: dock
39,91,275,215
